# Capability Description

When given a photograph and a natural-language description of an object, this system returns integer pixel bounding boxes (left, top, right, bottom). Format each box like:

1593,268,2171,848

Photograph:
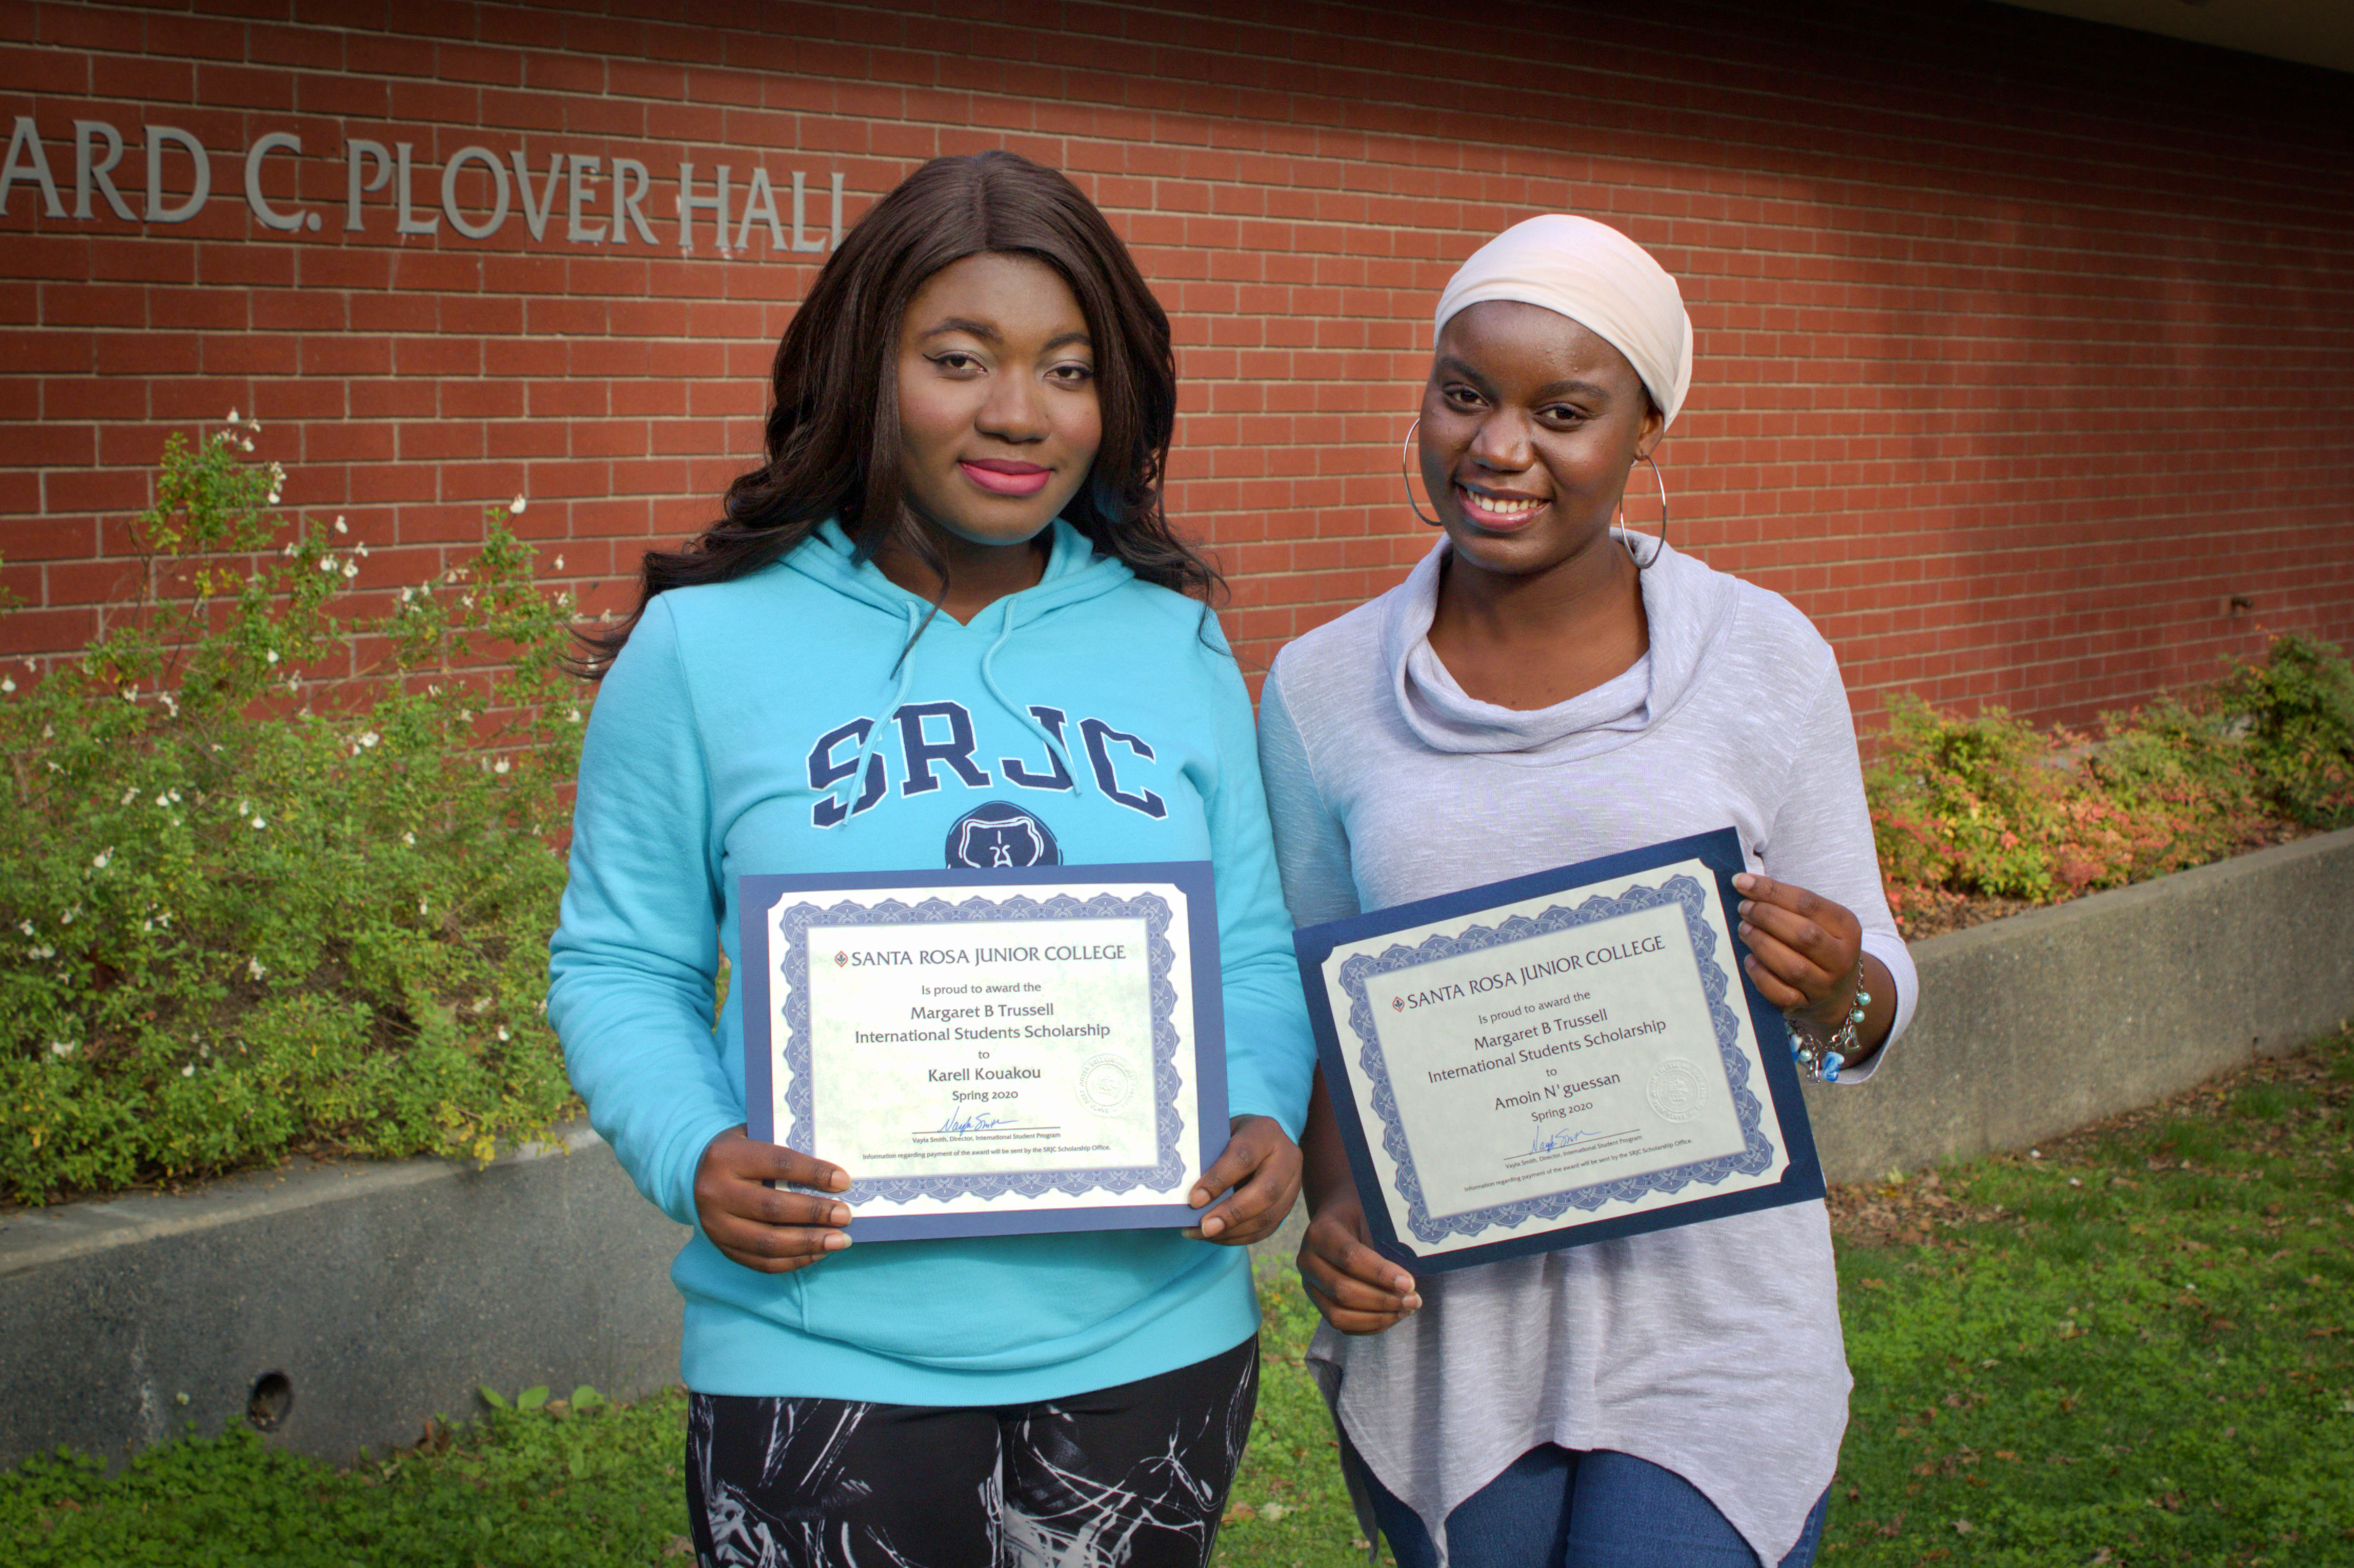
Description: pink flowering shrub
1869,636,2351,935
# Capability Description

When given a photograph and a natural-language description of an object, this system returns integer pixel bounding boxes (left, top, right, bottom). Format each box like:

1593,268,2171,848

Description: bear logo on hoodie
945,801,1061,869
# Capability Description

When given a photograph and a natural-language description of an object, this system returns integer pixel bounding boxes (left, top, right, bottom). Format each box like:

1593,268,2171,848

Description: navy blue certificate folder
1294,827,1825,1274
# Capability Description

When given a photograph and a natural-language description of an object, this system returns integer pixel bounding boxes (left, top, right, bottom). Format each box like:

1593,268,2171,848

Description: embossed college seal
1077,1052,1137,1115
1646,1058,1707,1122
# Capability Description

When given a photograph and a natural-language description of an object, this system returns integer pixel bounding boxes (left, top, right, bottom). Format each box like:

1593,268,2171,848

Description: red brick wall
4,0,2350,729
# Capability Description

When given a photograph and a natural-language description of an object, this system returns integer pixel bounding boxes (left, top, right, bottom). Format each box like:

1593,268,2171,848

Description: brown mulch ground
1826,1024,2354,1249
1888,891,2035,940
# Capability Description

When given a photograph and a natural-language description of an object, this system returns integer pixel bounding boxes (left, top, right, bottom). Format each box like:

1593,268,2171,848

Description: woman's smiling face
895,250,1103,550
1417,300,1664,578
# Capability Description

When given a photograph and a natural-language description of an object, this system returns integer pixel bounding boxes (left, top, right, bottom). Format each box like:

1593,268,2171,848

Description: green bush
1869,636,2350,928
0,419,582,1204
1868,697,2067,902
2216,631,2354,830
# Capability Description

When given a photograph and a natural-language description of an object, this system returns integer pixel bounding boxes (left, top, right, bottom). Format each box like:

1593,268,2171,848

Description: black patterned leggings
685,1336,1259,1568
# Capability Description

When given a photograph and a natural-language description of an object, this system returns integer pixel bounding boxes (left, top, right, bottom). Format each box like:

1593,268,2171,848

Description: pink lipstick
959,458,1053,498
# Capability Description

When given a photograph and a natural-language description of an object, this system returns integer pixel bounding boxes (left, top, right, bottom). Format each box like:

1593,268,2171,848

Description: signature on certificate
1529,1124,1607,1155
938,1104,1024,1135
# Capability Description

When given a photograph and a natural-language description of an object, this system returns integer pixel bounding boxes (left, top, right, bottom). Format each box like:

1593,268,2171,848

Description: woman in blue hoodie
549,152,1315,1566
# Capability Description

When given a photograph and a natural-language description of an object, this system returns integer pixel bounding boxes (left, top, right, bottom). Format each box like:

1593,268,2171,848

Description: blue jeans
1364,1444,1829,1568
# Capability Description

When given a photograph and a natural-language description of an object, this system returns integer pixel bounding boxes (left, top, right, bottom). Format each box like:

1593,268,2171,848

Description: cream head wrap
1433,214,1693,427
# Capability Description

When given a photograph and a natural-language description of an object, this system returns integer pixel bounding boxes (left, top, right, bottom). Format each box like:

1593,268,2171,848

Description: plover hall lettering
0,114,844,256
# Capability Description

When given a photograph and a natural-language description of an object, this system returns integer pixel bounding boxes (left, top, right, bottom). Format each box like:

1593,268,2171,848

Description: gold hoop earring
1401,418,1441,527
1619,451,1669,569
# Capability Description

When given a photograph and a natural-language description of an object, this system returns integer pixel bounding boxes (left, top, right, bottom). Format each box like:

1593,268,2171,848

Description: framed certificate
739,862,1227,1242
1295,828,1823,1273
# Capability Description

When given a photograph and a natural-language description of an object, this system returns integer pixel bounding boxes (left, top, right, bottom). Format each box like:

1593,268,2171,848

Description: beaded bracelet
1789,961,1870,1083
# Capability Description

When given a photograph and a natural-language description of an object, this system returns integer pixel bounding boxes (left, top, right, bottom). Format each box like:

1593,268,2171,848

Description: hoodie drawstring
979,597,1087,799
827,601,924,829
827,582,1094,828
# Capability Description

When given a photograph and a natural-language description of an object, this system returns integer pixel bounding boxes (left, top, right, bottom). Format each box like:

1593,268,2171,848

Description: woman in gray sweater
1258,216,1918,1567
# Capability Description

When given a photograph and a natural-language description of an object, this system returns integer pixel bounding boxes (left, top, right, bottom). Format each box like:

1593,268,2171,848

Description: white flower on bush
318,556,336,574
16,920,31,937
553,555,564,570
357,731,379,749
2,677,13,695
334,517,348,535
92,849,112,870
251,815,266,830
265,650,279,665
566,708,581,723
402,831,416,846
496,1027,511,1042
509,495,527,515
493,758,510,775
417,898,429,915
120,786,138,806
342,561,358,580
50,1041,74,1059
182,1063,196,1078
247,957,267,980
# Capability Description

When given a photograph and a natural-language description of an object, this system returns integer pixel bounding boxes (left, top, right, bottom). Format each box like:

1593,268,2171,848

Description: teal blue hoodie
547,519,1315,1403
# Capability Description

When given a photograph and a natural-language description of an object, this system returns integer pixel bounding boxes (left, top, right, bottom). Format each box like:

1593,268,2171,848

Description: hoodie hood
1381,529,1738,762
784,517,1137,822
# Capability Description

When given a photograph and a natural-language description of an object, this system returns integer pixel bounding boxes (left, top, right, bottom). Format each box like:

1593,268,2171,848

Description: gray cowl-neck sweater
1259,532,1917,1566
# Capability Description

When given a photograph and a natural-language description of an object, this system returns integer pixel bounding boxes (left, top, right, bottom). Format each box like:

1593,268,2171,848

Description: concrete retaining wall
4,826,2349,1473
0,1124,685,1474
1800,823,2354,1184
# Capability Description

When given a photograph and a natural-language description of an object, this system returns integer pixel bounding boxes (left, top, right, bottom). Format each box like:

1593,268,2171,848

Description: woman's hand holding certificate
693,1127,853,1273
1184,1114,1303,1243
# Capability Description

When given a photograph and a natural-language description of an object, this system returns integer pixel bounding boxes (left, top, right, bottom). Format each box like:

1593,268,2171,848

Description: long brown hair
578,150,1216,677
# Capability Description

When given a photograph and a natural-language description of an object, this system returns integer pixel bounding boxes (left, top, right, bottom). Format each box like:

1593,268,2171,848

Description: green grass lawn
8,1031,2350,1567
